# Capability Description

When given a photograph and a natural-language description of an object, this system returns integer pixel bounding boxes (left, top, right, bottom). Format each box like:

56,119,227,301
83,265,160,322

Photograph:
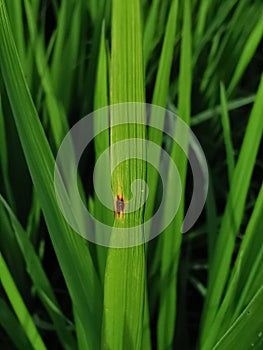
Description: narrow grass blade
26,188,41,245
50,0,83,112
157,0,192,348
24,0,88,232
146,0,178,219
142,291,152,350
199,1,263,103
206,174,218,263
5,0,25,67
143,0,161,67
202,255,242,350
0,195,77,350
94,21,108,112
0,253,47,350
143,0,170,68
24,0,68,147
0,201,27,293
194,0,211,42
74,310,90,350
83,0,106,113
203,184,263,349
220,82,235,183
0,94,15,208
191,94,255,126
228,15,263,95
0,297,32,350
201,75,263,343
213,286,263,350
86,0,99,24
93,21,111,282
152,0,178,107
231,184,263,319
0,3,101,348
189,276,207,297
193,0,238,64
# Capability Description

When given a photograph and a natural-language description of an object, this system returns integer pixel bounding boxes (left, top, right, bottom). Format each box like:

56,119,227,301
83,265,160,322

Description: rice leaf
0,200,27,293
0,253,47,350
50,0,83,112
228,14,263,95
191,94,255,126
0,195,76,350
213,286,263,350
152,0,178,107
0,297,32,350
231,184,263,320
5,0,25,67
200,75,263,343
26,188,41,244
204,184,263,348
193,0,238,64
94,21,110,282
0,2,101,348
194,0,211,41
0,94,15,208
102,0,147,348
202,254,242,349
157,0,192,348
206,174,218,263
143,0,161,67
83,0,106,113
24,0,68,147
220,82,235,183
146,0,178,220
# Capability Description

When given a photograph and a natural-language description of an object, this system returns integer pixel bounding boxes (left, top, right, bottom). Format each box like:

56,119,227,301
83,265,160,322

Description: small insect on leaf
114,194,125,220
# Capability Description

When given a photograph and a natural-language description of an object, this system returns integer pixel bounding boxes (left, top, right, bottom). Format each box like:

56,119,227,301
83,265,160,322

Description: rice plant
0,0,262,349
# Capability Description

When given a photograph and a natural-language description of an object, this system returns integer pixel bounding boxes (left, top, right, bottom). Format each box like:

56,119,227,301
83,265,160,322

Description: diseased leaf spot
114,194,125,220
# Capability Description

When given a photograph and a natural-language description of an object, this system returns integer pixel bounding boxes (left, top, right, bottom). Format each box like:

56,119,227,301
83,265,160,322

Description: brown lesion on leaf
114,193,125,220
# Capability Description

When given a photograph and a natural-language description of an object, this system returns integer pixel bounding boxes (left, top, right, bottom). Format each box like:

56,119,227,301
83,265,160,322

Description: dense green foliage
0,0,262,349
